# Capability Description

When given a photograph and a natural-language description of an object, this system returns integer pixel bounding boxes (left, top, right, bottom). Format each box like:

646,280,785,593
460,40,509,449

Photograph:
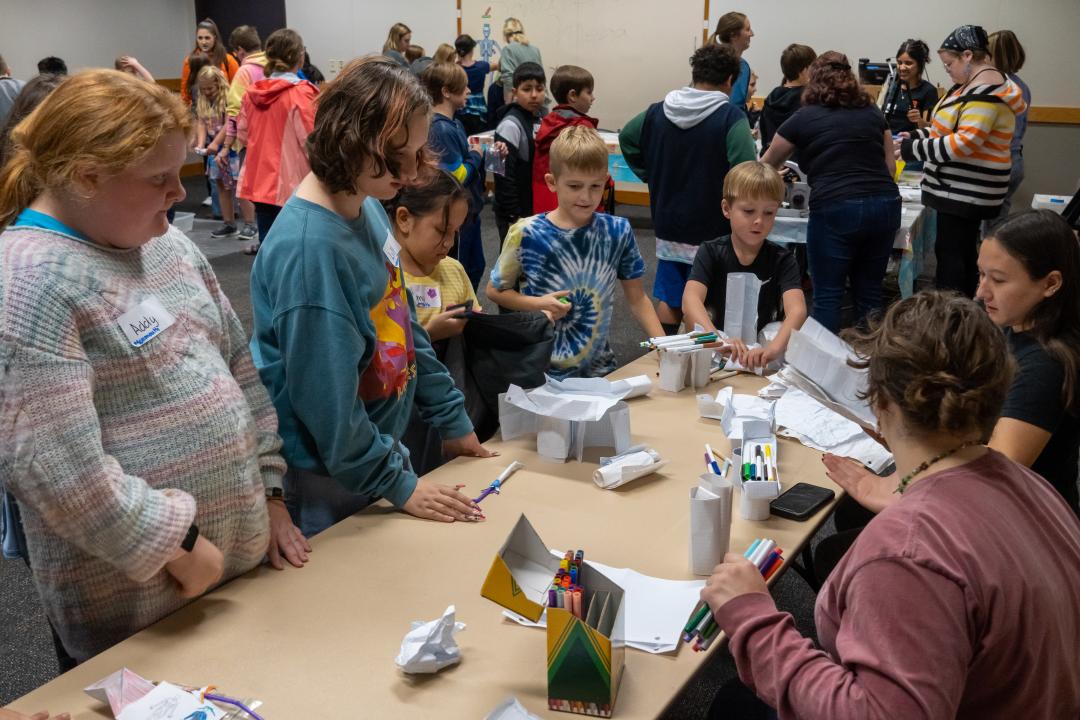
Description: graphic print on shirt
359,262,416,400
496,215,643,378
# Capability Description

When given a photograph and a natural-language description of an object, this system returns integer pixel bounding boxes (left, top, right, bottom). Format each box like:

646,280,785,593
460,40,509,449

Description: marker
750,539,775,567
683,602,710,634
705,444,723,476
758,549,782,574
548,588,557,607
557,587,565,608
744,538,762,559
570,566,578,584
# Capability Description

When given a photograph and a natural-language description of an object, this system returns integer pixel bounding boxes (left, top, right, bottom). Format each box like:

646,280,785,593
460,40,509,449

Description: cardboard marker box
481,514,625,717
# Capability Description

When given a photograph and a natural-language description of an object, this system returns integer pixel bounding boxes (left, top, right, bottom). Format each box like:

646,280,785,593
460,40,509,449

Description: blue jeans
254,202,283,245
283,444,413,537
458,215,486,290
284,468,377,538
806,194,901,332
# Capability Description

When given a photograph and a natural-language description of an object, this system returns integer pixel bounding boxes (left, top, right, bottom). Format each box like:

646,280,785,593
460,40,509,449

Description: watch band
265,487,284,500
180,523,199,553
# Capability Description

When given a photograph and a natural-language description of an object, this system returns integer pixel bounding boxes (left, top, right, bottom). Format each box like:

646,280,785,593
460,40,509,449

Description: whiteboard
710,0,1080,107
286,0,457,79
460,0,707,129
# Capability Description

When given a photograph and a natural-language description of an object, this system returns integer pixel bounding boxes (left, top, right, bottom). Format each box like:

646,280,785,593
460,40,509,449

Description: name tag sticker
117,297,176,348
383,230,401,267
410,284,442,309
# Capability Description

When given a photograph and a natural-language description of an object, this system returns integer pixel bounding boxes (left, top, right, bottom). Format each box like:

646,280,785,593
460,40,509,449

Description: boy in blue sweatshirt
249,57,493,537
420,61,486,289
619,43,756,333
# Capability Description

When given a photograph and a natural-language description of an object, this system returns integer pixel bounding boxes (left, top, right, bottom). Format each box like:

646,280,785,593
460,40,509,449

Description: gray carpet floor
1,179,829,717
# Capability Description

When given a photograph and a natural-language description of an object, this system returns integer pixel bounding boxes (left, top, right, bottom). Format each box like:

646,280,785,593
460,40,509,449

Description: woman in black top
886,39,939,135
815,210,1080,584
762,51,901,332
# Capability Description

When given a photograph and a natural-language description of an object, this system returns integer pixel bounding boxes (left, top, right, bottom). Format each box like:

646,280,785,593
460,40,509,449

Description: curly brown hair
307,55,433,194
802,51,871,109
844,290,1014,441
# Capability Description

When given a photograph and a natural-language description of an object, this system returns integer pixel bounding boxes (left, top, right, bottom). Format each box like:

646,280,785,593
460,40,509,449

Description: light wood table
8,355,841,719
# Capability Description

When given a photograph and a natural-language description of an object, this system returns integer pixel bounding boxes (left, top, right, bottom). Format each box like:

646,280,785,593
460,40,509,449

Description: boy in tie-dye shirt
487,126,663,378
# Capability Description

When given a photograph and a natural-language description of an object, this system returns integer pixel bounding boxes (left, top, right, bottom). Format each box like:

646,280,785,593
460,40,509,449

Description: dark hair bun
844,291,1014,440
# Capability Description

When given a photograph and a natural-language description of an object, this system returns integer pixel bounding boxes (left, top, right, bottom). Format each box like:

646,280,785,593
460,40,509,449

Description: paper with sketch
395,605,466,674
593,449,666,489
785,318,876,429
85,668,156,716
775,388,893,473
502,554,704,654
486,697,544,720
116,682,213,720
724,273,762,344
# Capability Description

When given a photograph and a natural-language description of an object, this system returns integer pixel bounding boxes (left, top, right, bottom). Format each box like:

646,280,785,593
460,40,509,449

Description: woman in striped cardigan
898,25,1026,297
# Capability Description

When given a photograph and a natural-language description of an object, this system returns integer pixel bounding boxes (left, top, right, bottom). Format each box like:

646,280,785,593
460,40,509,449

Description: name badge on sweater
117,297,176,347
409,284,442,309
383,230,401,267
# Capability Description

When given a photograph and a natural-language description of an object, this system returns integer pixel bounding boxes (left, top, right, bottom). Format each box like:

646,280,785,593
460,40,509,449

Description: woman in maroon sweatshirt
702,290,1080,719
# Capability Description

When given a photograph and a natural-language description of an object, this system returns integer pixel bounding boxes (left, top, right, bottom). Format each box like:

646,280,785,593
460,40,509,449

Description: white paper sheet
775,389,893,473
394,605,466,674
502,377,634,423
502,555,705,654
486,697,544,720
724,272,762,344
785,319,876,429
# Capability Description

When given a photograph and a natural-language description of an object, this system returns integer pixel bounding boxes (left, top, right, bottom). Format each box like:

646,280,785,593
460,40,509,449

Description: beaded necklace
894,440,980,494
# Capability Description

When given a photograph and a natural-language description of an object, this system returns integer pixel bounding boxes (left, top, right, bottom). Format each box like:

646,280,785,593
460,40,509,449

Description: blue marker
744,539,762,559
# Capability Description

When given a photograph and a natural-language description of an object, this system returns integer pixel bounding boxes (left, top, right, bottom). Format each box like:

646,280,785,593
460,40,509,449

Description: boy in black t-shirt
682,161,807,370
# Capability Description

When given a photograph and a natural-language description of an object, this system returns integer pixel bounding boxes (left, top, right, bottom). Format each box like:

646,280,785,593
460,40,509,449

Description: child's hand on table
404,478,487,523
266,499,311,569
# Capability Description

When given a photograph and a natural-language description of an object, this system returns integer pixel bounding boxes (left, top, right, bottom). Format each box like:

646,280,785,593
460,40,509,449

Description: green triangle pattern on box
547,614,612,705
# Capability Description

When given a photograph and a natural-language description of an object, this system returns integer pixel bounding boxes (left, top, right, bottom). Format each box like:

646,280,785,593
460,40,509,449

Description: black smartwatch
180,523,199,553
266,487,284,501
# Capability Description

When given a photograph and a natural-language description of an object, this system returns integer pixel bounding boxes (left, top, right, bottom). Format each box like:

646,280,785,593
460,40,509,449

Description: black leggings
934,211,983,297
811,495,877,586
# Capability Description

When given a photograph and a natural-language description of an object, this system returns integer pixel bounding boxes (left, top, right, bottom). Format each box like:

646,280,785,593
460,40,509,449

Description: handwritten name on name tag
117,297,176,347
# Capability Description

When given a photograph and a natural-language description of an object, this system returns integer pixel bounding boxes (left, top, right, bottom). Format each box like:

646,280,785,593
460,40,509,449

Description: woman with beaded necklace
700,289,1080,718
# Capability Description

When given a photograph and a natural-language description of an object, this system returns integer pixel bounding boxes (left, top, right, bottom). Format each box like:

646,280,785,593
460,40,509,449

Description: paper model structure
481,515,625,717
499,376,649,462
84,668,156,716
784,318,877,430
724,272,762,344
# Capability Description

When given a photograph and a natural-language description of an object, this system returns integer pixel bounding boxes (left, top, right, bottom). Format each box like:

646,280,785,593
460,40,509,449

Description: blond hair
432,43,457,66
723,161,784,204
383,22,411,53
503,18,529,45
549,126,607,177
195,65,229,120
0,70,191,229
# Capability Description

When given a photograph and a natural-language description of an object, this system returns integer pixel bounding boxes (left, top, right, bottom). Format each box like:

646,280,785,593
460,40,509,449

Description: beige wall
1,0,196,80
719,0,1080,109
286,0,457,81
1013,123,1080,211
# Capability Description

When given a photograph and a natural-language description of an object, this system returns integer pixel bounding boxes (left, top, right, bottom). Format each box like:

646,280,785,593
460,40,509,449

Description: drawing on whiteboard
479,18,500,63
